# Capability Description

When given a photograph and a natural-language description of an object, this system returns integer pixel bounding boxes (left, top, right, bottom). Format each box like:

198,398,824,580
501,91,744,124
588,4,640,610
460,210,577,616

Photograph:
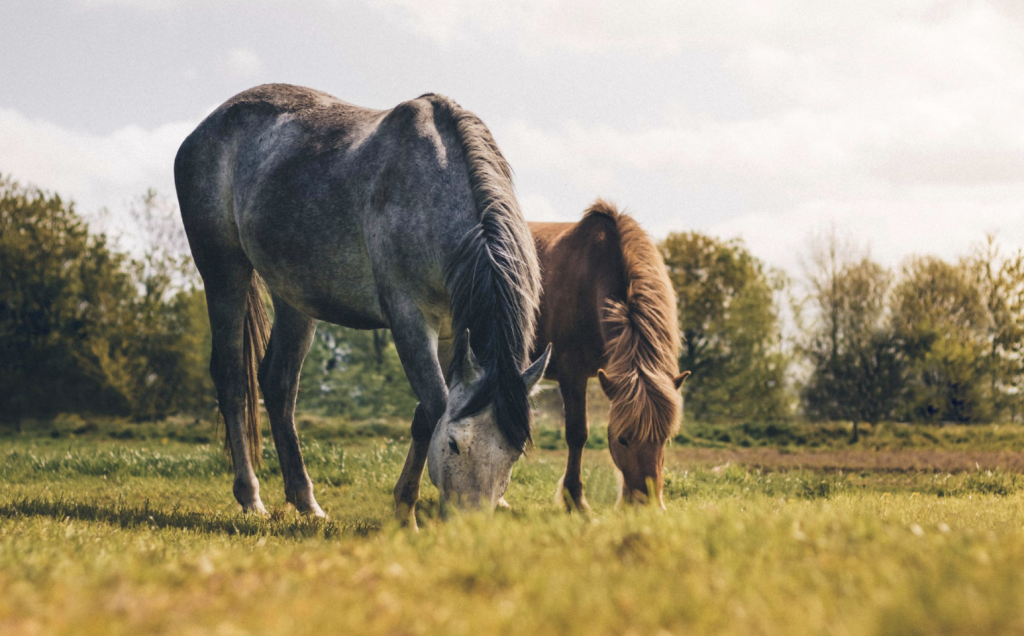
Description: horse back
530,214,628,379
175,84,478,330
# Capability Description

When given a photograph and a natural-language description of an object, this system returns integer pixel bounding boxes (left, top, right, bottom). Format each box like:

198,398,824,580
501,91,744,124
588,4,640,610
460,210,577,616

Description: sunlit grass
3,424,1024,635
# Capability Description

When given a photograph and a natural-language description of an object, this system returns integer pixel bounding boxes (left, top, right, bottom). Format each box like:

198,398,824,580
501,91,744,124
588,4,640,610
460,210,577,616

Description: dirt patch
666,447,1024,473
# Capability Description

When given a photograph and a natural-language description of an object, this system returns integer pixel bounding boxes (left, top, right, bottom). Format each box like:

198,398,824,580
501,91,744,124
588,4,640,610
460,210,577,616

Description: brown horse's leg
394,397,447,528
558,374,591,512
258,297,324,517
394,428,430,527
388,307,448,530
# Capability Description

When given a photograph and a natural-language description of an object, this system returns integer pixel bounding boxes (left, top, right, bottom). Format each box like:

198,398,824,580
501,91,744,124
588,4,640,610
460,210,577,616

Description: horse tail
235,272,271,467
428,95,542,452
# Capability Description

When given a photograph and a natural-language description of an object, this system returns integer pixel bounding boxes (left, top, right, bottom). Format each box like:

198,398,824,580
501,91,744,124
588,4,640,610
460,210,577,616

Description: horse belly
240,200,388,329
271,268,388,330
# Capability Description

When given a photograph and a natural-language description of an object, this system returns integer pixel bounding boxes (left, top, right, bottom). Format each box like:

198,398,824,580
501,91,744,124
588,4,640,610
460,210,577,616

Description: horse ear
673,371,691,390
456,329,484,385
597,369,614,398
522,343,552,393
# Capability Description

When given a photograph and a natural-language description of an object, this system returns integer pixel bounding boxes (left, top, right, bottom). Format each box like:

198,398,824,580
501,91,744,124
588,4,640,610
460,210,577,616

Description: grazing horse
531,201,688,510
174,84,550,526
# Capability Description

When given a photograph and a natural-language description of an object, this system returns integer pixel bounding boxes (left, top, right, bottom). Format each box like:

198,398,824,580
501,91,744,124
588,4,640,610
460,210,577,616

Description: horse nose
448,436,460,455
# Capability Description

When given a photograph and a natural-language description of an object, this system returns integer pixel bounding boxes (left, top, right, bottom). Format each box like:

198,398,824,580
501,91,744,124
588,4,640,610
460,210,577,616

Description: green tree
298,324,418,419
0,176,136,423
969,236,1024,422
661,232,789,422
801,241,905,441
0,178,215,425
892,256,991,423
120,191,214,418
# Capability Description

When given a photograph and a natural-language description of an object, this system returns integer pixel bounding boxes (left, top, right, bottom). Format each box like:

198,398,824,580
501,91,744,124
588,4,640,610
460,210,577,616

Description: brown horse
530,200,689,510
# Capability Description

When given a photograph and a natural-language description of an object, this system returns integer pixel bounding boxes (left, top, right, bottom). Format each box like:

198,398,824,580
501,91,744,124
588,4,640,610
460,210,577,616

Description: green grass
675,419,1024,451
13,403,1024,453
3,419,1024,635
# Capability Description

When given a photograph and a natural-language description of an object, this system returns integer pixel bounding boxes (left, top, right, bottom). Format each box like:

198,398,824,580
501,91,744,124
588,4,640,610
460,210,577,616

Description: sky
2,0,1023,275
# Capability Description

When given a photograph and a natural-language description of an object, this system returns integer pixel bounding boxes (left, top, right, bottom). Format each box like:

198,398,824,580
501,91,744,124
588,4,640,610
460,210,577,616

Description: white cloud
709,187,1024,276
369,0,1020,56
518,193,571,223
15,1,1024,276
224,48,263,78
504,102,1024,272
78,0,242,10
485,1,1024,273
0,108,199,246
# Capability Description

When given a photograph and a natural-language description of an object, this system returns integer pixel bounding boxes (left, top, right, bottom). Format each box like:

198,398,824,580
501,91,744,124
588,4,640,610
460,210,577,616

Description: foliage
892,256,992,422
799,230,1024,428
800,236,907,436
661,232,789,422
968,236,1024,421
298,324,419,419
674,418,1024,452
0,178,213,423
0,176,138,421
122,190,214,418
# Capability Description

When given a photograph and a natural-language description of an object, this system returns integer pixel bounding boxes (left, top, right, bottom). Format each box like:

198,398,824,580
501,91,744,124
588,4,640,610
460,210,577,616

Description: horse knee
565,424,589,450
256,346,272,389
410,400,444,444
209,349,223,385
257,365,285,414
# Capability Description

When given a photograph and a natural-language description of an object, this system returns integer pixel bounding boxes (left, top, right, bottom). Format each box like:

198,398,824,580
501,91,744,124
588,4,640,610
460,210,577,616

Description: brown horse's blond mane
584,200,682,443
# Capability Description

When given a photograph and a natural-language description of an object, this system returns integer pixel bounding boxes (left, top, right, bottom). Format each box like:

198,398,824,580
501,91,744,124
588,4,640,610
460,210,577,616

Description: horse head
428,335,551,512
598,368,690,509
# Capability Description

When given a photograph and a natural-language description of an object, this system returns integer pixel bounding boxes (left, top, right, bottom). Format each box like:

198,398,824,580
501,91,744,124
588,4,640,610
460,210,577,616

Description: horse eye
448,438,460,455
618,436,629,447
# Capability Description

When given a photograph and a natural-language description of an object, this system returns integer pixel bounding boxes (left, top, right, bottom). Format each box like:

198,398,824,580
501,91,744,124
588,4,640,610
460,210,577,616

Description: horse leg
205,265,268,514
258,297,324,517
388,307,448,530
557,374,591,513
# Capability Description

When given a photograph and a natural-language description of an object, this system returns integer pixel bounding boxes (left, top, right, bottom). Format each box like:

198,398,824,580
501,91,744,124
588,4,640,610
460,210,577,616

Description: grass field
3,415,1024,635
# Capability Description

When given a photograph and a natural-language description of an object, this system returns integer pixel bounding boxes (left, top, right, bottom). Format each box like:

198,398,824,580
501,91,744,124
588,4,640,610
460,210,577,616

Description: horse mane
585,200,682,443
427,95,542,452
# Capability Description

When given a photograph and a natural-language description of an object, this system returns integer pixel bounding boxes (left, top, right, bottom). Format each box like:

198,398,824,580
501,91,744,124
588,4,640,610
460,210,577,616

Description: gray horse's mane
427,95,542,452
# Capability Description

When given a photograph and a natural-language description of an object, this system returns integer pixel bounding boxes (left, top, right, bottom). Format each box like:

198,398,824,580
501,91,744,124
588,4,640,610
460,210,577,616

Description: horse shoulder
534,219,621,377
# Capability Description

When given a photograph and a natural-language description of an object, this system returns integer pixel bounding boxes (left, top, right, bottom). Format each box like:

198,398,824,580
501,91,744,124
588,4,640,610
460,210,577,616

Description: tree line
797,232,1024,436
2,175,1022,431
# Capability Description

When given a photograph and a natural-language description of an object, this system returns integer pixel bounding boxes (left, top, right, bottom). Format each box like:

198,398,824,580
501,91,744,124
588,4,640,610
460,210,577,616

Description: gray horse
174,84,550,527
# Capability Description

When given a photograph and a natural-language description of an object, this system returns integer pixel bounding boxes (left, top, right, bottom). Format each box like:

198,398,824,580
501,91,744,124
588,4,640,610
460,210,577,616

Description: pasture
3,416,1024,635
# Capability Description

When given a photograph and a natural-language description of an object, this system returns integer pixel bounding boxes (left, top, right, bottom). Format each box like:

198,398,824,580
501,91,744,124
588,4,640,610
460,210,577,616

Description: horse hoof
555,476,589,513
242,500,269,516
300,503,327,519
395,502,419,531
288,496,327,518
